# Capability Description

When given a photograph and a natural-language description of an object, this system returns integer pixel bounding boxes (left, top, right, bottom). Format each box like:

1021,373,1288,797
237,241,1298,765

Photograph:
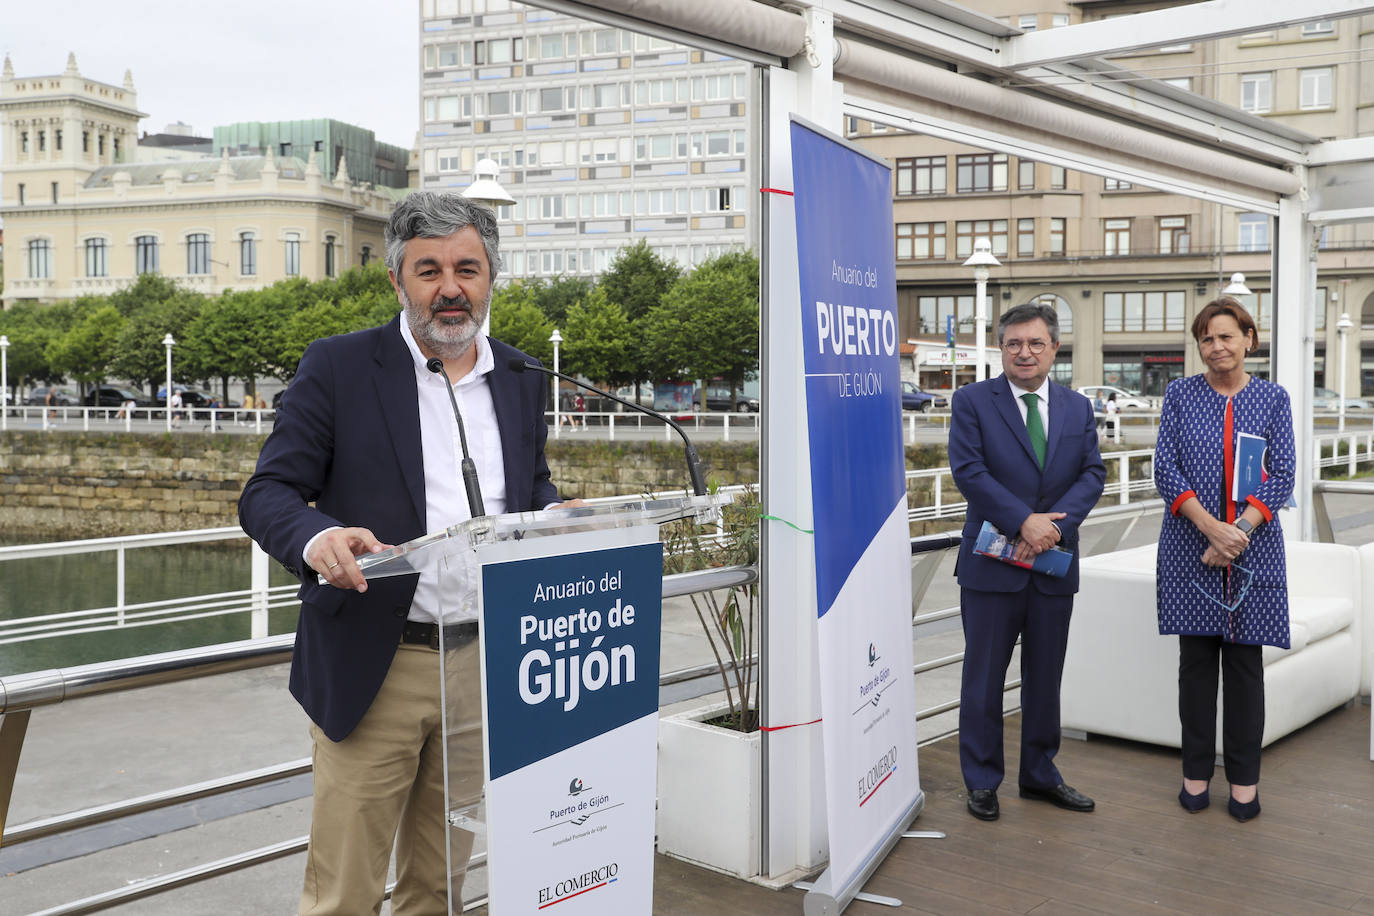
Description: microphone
508,358,707,496
426,357,486,519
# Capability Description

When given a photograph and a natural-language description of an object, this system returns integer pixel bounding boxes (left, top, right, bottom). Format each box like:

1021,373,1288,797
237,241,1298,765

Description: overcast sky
1,0,419,157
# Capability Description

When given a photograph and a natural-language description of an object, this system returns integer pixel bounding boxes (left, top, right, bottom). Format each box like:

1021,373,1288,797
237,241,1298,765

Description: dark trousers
1178,635,1264,785
959,587,1073,792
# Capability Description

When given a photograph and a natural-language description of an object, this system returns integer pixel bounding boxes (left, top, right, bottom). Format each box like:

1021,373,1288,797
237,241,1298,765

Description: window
1302,20,1334,36
285,232,301,276
1241,72,1273,113
1238,213,1269,252
38,131,45,152
1018,14,1037,31
895,156,945,196
1050,165,1066,189
360,245,372,267
1029,292,1073,335
85,238,108,277
55,130,62,151
324,237,337,277
135,235,159,275
27,239,53,279
98,134,104,156
955,153,1007,193
1104,177,1132,191
896,222,946,260
51,182,58,203
917,295,975,336
1103,291,1186,332
1051,13,1069,28
17,183,24,205
240,232,257,275
1050,218,1065,255
1162,77,1193,92
1104,219,1131,256
20,131,27,153
955,219,1008,258
1017,218,1035,257
186,233,210,275
1157,217,1189,254
279,142,292,157
1018,159,1035,190
1300,67,1333,110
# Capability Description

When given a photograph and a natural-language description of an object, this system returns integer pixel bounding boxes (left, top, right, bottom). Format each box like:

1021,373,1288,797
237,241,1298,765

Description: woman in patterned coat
1153,297,1295,823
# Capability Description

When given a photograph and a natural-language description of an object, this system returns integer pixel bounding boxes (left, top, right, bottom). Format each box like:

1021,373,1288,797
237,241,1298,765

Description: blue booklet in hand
972,520,1072,577
1232,432,1267,504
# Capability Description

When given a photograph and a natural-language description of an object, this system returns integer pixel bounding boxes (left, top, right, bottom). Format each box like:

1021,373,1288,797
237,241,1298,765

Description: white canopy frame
519,0,1374,904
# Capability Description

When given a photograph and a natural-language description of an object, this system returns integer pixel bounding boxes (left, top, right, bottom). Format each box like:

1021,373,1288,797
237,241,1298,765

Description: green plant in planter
662,485,760,732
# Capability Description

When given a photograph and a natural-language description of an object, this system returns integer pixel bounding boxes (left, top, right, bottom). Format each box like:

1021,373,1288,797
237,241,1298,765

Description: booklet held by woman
972,520,1072,577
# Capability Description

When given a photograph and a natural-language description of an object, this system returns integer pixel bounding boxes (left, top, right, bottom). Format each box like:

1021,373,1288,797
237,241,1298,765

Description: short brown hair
1191,297,1258,353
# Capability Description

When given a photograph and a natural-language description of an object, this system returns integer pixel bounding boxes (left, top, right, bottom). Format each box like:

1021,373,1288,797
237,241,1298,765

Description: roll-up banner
789,117,922,912
478,530,663,915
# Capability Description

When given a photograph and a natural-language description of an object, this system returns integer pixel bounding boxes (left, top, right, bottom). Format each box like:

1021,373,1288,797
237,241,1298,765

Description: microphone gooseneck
509,358,707,496
426,357,486,519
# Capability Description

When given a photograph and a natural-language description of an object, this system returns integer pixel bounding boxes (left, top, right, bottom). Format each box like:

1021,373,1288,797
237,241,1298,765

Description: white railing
543,408,760,441
2,404,273,434
1314,432,1374,476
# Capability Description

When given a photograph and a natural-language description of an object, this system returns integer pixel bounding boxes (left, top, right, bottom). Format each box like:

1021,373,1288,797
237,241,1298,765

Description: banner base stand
796,791,925,916
793,882,903,908
902,829,946,839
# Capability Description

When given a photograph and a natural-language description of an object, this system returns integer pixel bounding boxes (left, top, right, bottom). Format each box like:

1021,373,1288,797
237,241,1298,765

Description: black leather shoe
967,788,999,821
1228,792,1260,822
1018,782,1095,812
1178,783,1210,813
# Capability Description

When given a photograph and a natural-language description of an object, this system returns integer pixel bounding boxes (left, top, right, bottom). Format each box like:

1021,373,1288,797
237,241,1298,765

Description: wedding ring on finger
326,561,339,570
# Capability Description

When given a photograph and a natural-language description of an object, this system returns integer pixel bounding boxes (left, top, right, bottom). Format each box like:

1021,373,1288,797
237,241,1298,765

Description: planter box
657,701,761,878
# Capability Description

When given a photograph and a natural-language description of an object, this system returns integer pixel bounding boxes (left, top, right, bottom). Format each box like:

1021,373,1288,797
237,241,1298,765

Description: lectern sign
479,533,662,915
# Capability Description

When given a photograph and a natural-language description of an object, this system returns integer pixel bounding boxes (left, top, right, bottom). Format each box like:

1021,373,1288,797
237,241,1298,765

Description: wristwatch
1235,517,1256,536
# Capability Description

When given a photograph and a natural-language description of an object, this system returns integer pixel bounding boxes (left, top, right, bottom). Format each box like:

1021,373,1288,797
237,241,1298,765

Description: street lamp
462,158,516,339
1222,272,1251,297
1337,312,1354,433
962,237,1001,384
162,333,176,432
0,335,9,432
549,328,563,437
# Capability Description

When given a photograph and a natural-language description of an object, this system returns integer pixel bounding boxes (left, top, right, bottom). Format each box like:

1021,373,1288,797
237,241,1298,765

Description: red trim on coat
1170,490,1197,516
1223,398,1236,524
1246,494,1274,523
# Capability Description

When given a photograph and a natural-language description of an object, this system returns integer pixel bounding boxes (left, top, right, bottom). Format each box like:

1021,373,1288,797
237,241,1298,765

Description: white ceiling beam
1306,135,1374,165
1003,0,1374,70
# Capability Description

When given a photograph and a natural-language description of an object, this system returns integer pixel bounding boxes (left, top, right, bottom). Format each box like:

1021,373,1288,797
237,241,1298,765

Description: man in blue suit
239,192,576,913
948,302,1105,822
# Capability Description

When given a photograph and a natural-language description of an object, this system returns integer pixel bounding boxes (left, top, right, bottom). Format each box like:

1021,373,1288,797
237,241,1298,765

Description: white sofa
1061,540,1362,752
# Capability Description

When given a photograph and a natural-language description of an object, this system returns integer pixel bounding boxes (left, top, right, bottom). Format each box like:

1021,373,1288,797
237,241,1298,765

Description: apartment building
416,0,754,279
851,2,1374,396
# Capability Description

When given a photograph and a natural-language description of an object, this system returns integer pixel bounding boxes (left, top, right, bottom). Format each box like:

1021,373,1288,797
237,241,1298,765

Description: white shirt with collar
302,322,506,624
400,319,506,624
1005,374,1051,440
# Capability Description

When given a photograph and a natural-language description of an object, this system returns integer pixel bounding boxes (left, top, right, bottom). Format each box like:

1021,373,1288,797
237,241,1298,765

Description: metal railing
0,562,756,915
1,404,273,434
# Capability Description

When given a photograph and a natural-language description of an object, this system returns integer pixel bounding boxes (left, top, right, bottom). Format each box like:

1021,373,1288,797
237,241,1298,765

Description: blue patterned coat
1153,374,1295,648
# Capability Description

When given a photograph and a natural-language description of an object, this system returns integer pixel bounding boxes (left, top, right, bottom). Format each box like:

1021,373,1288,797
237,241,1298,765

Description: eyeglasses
1001,339,1049,354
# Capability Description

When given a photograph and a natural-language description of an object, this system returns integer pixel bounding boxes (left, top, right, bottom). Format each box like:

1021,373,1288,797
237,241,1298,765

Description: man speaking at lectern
948,302,1104,823
239,192,576,914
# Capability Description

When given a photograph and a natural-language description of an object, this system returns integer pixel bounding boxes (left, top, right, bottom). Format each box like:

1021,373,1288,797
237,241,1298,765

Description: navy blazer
238,315,559,741
948,375,1105,594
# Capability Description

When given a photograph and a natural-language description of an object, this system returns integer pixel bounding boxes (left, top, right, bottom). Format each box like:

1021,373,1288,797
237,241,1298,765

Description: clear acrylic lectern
353,494,727,914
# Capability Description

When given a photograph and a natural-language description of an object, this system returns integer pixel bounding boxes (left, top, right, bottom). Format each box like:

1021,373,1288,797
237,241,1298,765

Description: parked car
1312,387,1371,410
900,381,947,412
85,386,150,408
694,386,759,412
1077,385,1152,410
155,385,217,408
25,386,80,407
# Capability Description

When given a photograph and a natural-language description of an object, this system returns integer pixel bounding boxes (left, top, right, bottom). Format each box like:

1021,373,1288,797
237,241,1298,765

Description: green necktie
1021,392,1046,468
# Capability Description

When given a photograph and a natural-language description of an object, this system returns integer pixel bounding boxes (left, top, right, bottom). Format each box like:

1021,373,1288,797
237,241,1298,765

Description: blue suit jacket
238,315,559,741
948,375,1105,594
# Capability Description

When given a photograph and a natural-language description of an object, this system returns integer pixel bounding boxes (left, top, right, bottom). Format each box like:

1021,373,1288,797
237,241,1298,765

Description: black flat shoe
1228,792,1260,822
1018,782,1095,812
967,788,999,821
1178,784,1210,812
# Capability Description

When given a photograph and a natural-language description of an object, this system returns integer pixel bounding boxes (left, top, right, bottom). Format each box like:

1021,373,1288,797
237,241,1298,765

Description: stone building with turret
0,54,404,307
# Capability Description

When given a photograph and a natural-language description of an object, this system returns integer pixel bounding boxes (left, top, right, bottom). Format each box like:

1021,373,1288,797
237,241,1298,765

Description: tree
276,294,389,376
489,282,554,365
106,273,187,319
47,303,125,394
562,287,635,387
109,295,205,398
643,250,759,402
0,301,74,390
528,275,594,327
179,289,284,401
599,240,682,400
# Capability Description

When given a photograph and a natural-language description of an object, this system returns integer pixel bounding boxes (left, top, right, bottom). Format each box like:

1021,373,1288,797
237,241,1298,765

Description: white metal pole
974,267,988,383
550,329,562,439
0,335,9,432
1337,314,1351,433
163,335,176,433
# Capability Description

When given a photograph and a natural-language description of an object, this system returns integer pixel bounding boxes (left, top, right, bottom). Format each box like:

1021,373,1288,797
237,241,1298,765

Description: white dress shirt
1006,375,1051,439
303,322,506,624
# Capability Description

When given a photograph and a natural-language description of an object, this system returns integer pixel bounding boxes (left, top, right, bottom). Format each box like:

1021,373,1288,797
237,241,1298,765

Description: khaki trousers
300,639,483,916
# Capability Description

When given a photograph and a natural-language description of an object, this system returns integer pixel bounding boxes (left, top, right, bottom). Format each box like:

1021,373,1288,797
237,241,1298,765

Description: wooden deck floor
638,703,1374,915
